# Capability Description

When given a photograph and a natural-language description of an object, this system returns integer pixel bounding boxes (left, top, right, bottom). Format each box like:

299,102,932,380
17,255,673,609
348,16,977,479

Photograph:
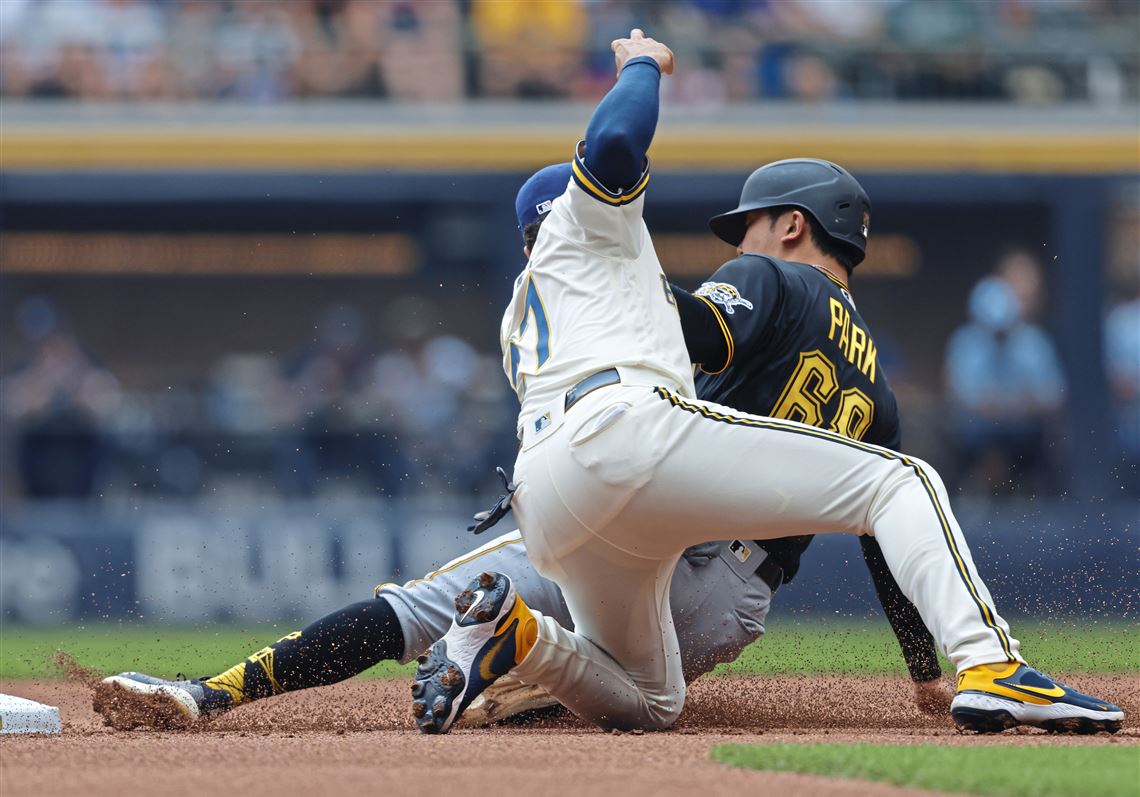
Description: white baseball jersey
500,146,695,426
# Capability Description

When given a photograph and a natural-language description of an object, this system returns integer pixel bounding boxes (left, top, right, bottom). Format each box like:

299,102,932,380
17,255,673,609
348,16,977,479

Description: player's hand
612,28,674,76
681,541,720,567
912,677,954,715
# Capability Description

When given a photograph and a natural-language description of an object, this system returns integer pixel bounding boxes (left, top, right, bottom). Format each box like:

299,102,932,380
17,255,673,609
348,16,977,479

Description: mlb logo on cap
515,162,573,230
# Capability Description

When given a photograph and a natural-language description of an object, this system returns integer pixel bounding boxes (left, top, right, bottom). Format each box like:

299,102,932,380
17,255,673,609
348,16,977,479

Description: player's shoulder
704,254,787,295
760,257,862,316
692,255,779,318
710,253,780,277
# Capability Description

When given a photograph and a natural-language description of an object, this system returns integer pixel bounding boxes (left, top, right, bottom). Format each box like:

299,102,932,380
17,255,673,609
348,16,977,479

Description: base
0,693,62,735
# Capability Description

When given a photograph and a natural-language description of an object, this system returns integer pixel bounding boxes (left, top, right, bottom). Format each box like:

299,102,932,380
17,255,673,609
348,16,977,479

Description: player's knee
906,455,949,497
650,695,685,730
881,452,944,494
643,683,686,731
595,684,684,732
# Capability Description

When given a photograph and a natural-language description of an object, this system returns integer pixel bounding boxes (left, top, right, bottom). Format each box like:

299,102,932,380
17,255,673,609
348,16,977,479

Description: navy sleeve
672,283,729,368
582,56,661,192
860,535,942,682
692,255,783,374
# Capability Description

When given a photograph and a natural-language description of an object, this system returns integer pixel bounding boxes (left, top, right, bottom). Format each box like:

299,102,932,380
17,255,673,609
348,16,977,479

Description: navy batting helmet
709,158,871,267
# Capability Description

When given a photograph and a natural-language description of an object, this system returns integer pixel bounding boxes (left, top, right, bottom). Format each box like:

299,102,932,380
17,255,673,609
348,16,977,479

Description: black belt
564,368,621,412
755,552,784,593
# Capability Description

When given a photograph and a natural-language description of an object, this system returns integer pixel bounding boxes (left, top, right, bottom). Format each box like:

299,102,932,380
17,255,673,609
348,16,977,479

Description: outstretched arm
581,29,674,193
859,534,953,713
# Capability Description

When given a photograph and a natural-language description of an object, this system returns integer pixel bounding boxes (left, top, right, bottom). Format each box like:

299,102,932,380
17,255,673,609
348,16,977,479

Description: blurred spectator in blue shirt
1104,276,1139,492
944,273,1066,494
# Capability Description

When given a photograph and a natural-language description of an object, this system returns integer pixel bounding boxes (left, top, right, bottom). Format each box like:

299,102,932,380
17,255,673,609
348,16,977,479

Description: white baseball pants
509,383,1021,730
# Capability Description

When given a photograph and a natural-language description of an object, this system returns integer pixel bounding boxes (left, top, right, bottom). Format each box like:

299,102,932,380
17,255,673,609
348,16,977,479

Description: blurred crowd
0,299,518,501
3,252,1138,503
1,0,1137,104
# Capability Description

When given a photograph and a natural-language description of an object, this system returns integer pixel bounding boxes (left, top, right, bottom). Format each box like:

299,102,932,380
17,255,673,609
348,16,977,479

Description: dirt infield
2,675,1136,797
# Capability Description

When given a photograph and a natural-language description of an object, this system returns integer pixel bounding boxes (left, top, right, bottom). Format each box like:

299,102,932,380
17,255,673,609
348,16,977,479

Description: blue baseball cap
515,162,573,230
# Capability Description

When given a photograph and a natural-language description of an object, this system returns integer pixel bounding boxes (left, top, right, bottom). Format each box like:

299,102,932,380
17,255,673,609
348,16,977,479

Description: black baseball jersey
692,254,900,452
674,253,940,681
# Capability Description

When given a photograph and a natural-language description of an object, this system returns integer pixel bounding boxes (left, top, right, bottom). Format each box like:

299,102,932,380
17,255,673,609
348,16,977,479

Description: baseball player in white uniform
410,29,1123,735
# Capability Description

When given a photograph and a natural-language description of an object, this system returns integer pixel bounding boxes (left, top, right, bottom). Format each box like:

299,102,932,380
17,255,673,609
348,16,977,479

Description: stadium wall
1,497,1136,625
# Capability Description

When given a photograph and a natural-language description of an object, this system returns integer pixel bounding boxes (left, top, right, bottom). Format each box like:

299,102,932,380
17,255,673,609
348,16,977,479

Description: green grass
713,617,1139,677
0,624,414,680
711,743,1140,797
1,618,1136,680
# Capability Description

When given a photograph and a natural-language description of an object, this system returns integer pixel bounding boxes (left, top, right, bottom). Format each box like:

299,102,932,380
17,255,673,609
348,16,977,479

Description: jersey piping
571,141,651,206
653,385,1015,661
694,293,734,375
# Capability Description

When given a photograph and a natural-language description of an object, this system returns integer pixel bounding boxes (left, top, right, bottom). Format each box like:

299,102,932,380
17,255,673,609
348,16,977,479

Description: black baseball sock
203,598,405,704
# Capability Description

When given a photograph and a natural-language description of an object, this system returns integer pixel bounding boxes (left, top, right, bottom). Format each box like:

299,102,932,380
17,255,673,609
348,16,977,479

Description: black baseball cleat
411,571,538,734
93,672,235,730
951,662,1124,734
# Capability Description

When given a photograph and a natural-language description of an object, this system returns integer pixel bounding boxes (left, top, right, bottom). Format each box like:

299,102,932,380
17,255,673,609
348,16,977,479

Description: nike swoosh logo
478,624,513,682
462,590,486,622
998,681,1066,699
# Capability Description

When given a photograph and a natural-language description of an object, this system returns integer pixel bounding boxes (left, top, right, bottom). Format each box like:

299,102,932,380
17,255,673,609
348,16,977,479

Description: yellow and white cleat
951,662,1123,734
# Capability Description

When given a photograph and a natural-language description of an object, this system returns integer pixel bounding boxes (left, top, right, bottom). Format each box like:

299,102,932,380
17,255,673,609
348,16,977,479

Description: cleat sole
1040,716,1122,735
952,691,1124,735
455,590,475,616
952,706,1019,733
411,640,466,734
411,572,518,734
954,705,1122,735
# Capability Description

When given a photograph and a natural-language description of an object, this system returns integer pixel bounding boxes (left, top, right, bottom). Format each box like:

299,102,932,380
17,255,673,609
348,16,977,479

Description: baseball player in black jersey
673,159,946,700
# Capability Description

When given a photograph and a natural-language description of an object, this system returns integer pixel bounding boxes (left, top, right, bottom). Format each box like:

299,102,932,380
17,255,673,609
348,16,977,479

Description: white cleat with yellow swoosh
411,572,538,734
951,662,1123,734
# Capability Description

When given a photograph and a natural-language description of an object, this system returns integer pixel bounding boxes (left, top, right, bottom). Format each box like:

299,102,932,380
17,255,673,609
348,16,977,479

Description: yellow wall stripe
3,129,1135,172
654,386,1015,661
